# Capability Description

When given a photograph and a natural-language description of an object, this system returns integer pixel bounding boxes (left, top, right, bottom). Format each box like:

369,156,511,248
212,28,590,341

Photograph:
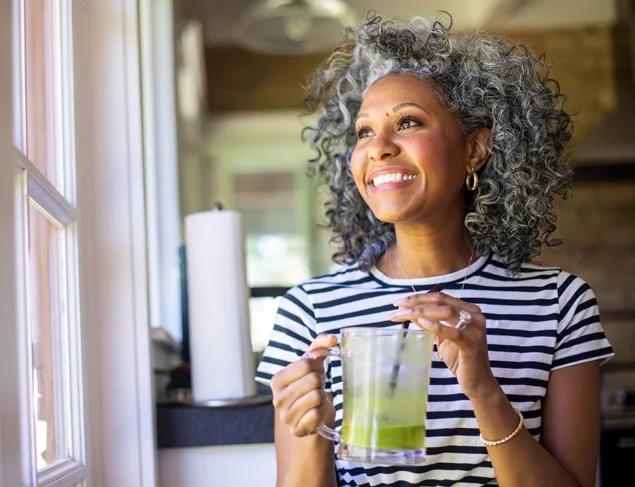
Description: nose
368,134,400,161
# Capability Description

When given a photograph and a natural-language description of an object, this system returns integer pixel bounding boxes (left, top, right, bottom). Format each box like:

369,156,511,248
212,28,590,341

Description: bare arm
270,334,339,487
275,392,337,487
391,292,602,487
471,361,601,487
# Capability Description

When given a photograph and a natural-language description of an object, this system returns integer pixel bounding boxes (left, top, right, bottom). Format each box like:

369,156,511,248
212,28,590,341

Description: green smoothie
340,393,427,450
341,423,426,450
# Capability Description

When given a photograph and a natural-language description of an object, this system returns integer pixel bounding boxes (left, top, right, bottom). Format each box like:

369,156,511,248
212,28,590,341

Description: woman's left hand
388,292,500,400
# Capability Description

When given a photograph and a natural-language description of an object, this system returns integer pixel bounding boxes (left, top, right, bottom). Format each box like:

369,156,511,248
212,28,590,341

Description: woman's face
351,73,481,225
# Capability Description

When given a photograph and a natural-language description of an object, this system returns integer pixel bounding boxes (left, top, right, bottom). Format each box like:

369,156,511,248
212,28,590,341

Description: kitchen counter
156,384,274,448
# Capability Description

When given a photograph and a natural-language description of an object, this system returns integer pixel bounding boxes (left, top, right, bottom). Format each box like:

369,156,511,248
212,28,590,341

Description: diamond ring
456,309,472,330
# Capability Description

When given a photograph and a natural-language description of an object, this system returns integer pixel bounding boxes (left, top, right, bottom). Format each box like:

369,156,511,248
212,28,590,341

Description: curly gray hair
303,13,574,274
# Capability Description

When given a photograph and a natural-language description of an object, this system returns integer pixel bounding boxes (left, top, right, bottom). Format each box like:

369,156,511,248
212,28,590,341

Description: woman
255,14,613,487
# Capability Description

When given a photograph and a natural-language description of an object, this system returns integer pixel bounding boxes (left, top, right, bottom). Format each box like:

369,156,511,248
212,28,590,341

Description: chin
364,191,426,225
369,207,409,225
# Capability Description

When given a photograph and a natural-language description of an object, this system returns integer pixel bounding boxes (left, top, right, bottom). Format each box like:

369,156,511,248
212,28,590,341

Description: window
2,0,156,484
13,0,86,484
203,112,334,352
234,171,311,287
233,170,312,351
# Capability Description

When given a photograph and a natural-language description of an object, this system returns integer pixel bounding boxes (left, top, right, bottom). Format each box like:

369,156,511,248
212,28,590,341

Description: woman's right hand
270,333,338,437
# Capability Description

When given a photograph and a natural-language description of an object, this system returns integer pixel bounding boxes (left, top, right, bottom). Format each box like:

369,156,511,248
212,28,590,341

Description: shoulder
280,265,370,304
555,269,593,297
553,270,597,324
298,264,371,291
485,255,596,299
484,254,561,283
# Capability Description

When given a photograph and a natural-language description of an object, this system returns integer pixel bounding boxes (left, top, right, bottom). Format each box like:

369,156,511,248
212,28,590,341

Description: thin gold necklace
393,247,474,299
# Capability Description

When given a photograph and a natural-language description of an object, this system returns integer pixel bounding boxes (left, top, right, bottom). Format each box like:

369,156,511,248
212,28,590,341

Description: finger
294,403,328,437
391,305,486,330
389,303,456,323
270,357,325,393
415,317,467,345
394,292,481,313
308,333,338,351
283,388,327,434
304,334,338,360
272,367,325,411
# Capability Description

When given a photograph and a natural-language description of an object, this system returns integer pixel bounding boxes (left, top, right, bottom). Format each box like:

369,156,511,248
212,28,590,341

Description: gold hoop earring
466,171,479,191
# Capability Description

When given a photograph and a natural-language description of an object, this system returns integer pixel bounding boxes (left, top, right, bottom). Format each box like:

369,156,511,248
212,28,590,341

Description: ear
465,128,491,174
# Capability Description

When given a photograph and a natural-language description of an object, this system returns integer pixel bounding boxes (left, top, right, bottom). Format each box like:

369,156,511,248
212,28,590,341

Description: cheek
350,147,367,188
409,134,464,177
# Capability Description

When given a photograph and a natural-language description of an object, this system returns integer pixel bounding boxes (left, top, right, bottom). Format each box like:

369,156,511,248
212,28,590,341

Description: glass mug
315,327,434,465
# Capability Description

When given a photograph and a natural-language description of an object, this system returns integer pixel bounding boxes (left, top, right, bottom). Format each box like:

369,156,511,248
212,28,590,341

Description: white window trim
0,4,29,487
11,0,85,480
37,459,84,487
17,154,77,226
143,0,183,344
72,0,157,485
2,0,156,483
15,155,86,487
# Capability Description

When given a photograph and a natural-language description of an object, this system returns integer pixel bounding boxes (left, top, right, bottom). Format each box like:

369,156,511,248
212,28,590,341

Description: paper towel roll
185,209,256,402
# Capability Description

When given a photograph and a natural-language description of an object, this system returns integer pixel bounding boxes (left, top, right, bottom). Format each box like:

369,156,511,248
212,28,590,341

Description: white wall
158,444,276,487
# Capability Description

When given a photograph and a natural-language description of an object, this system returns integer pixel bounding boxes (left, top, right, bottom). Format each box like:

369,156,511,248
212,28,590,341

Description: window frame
72,0,158,484
11,0,88,487
12,0,85,481
14,153,86,486
1,0,157,485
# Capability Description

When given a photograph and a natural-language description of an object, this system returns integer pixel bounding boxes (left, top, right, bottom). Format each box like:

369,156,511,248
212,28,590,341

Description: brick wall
541,182,635,316
499,25,635,318
502,24,631,148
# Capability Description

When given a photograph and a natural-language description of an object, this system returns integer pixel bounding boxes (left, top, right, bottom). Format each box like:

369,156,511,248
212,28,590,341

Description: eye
396,115,422,131
356,125,373,139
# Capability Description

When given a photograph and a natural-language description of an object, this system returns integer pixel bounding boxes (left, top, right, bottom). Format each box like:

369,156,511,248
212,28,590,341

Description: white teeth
372,173,416,187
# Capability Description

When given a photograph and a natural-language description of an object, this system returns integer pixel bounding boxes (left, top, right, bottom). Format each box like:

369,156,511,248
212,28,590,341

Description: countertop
156,384,274,448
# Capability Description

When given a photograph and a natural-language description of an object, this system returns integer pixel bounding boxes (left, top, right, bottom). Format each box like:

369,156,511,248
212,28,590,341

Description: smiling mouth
370,172,418,188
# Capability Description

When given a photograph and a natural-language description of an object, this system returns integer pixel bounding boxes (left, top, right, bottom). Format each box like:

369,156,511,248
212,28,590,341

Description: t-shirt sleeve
552,272,615,371
255,285,318,386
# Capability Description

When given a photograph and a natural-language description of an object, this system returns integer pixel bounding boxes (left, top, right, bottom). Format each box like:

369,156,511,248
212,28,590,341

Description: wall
540,181,635,363
540,182,635,314
158,444,276,487
507,24,630,147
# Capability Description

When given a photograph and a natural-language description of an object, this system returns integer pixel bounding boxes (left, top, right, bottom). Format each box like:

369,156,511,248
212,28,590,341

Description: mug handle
309,345,341,442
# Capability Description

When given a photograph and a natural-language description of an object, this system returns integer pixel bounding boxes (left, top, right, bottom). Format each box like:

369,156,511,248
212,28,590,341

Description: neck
388,220,474,279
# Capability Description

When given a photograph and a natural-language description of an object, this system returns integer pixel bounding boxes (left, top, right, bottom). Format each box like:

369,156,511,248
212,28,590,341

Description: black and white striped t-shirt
256,253,614,487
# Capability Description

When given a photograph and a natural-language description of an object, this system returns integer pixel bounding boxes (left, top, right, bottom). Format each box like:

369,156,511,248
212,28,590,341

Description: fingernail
393,297,408,306
387,311,397,319
395,308,410,316
417,318,433,327
438,320,452,327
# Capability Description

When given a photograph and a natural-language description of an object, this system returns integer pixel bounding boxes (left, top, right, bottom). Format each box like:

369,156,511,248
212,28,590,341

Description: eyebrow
356,102,431,122
392,102,431,115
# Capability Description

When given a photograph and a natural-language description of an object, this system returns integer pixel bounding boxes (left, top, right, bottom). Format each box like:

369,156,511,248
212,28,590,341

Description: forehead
360,73,440,109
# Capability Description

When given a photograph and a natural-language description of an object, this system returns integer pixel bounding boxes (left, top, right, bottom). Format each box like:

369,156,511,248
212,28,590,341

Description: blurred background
161,0,634,353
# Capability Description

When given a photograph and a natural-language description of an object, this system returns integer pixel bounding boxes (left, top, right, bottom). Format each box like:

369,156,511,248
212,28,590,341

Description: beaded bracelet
479,408,524,447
